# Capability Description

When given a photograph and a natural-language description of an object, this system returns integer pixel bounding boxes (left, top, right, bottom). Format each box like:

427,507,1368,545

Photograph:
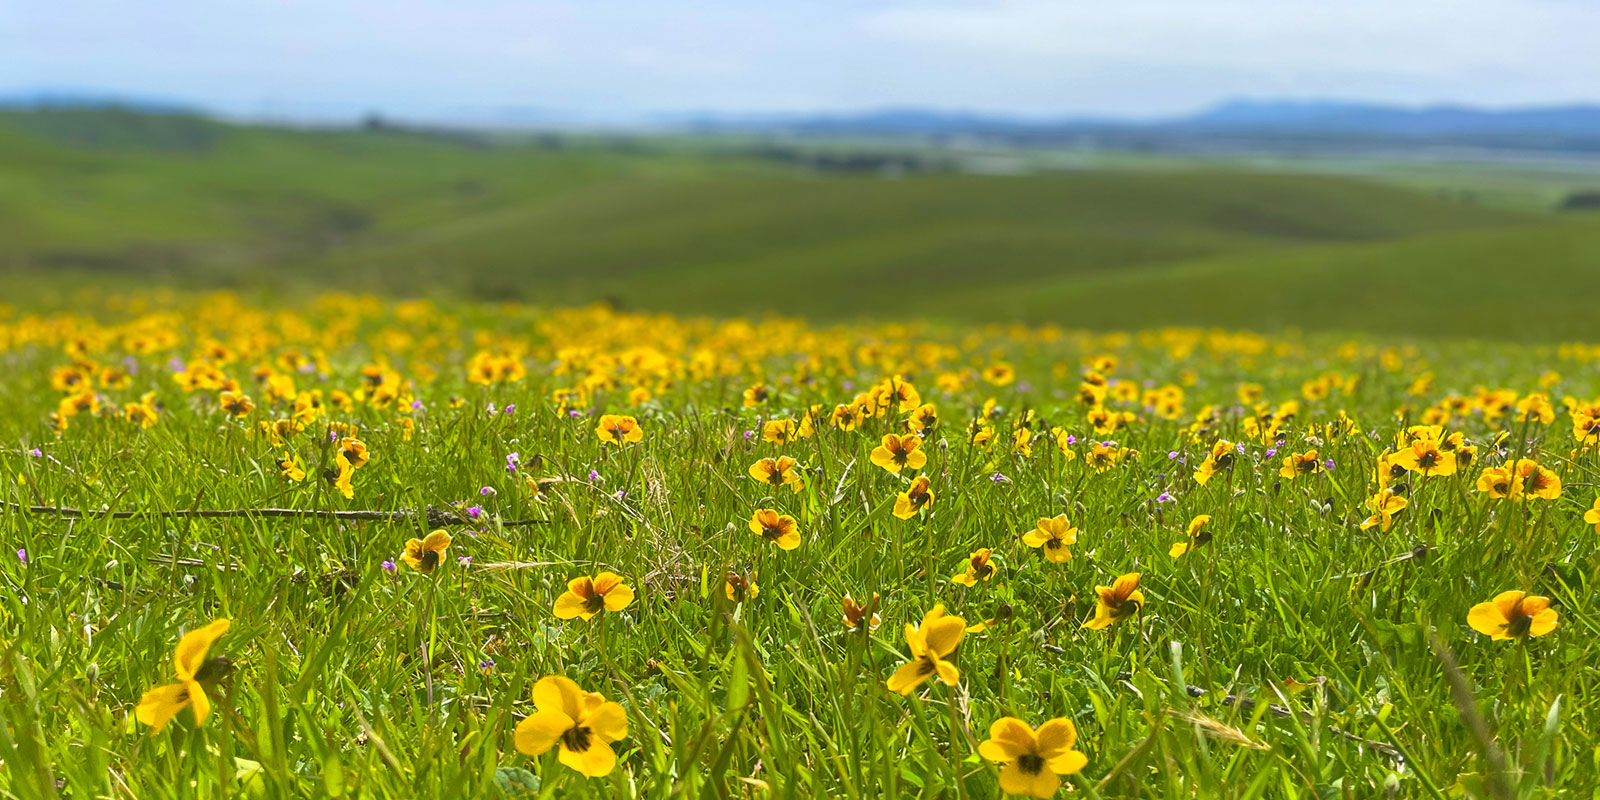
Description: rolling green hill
5,108,1599,339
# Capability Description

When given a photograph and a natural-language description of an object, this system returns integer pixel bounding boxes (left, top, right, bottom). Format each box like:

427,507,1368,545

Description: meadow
1,290,1597,798
8,108,1600,339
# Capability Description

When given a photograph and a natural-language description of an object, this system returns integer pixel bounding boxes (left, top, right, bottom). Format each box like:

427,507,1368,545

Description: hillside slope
5,109,1586,338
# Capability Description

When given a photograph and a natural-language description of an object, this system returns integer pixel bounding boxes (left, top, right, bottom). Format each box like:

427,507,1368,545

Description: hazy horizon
4,1,1598,125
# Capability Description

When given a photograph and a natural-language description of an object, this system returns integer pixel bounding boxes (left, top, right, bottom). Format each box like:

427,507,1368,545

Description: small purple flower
614,490,628,501
479,486,496,497
842,380,855,391
486,402,497,415
990,472,1011,484
1156,492,1175,504
568,409,582,419
29,448,42,458
503,404,516,416
381,559,396,572
329,429,339,443
1265,448,1278,458
1236,443,1246,455
457,555,473,566
167,357,186,373
478,658,496,670
411,400,425,412
588,469,602,482
744,430,755,441
1064,434,1077,445
464,505,483,520
505,452,522,472
122,355,139,374
1324,459,1336,471
1015,381,1033,394
1167,451,1179,460
16,548,27,565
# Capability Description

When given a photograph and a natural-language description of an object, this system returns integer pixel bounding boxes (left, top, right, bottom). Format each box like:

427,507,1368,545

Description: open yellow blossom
870,433,928,474
1021,514,1077,563
135,619,232,733
748,508,802,550
1082,573,1143,630
399,530,453,574
514,676,629,777
219,390,254,417
762,418,798,445
1359,489,1408,531
748,456,804,492
893,476,935,519
952,548,996,587
978,716,1089,798
554,572,636,620
886,605,965,695
1393,438,1455,477
1513,458,1562,500
1468,591,1558,641
276,453,306,481
1279,450,1323,479
595,414,643,445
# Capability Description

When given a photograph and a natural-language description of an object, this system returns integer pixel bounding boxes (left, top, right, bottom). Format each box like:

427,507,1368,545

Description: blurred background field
5,105,1600,340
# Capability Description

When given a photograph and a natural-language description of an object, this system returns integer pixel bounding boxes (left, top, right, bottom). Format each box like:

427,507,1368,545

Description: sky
3,0,1598,123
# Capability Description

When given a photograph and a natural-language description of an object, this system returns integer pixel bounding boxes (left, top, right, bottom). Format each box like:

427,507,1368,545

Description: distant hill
692,100,1600,153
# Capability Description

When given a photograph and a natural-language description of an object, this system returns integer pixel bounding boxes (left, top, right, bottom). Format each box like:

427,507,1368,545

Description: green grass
1,293,1597,798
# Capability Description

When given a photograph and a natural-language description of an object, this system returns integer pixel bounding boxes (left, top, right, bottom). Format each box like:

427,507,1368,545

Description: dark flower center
1017,753,1045,776
562,725,593,753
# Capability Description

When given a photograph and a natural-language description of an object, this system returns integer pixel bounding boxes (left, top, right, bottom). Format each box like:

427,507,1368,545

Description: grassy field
9,108,1600,339
1,291,1597,798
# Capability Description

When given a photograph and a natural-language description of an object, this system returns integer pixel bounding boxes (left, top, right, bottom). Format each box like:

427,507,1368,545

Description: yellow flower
724,571,758,603
1467,591,1558,641
893,476,935,520
1279,450,1323,480
553,573,636,620
513,676,629,777
219,390,255,417
337,438,371,469
978,716,1089,798
1169,514,1212,558
595,414,643,445
399,530,453,574
842,593,882,632
906,403,939,438
1021,514,1077,563
1193,441,1235,485
748,508,802,550
982,362,1016,386
1082,573,1143,630
135,619,232,733
1475,466,1520,500
886,605,965,695
1513,458,1562,500
870,433,928,474
762,418,799,445
742,383,771,408
1584,497,1600,532
1359,489,1408,531
748,457,804,492
1393,439,1455,477
276,453,306,482
830,404,862,431
952,548,996,587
